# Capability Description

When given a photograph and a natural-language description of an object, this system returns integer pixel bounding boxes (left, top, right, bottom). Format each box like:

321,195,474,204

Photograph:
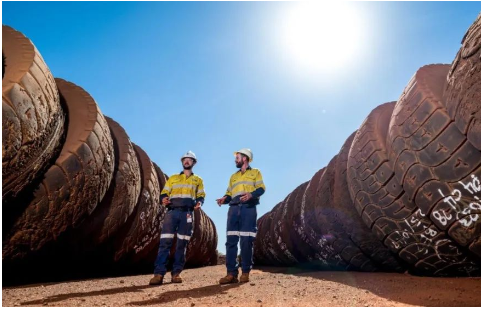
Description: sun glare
280,2,364,73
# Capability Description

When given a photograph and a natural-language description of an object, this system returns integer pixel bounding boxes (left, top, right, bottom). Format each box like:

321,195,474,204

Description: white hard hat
234,148,253,162
181,150,197,162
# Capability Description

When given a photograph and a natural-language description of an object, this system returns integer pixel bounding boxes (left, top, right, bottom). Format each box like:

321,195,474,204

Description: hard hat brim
234,151,252,162
181,157,196,162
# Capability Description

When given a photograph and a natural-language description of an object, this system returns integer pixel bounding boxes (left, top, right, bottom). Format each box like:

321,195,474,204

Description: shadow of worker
127,283,240,306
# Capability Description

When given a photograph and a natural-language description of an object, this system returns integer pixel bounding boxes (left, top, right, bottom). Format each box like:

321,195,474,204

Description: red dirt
2,265,480,307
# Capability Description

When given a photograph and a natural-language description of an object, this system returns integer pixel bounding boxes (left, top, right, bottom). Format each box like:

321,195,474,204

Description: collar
180,171,194,178
238,165,252,173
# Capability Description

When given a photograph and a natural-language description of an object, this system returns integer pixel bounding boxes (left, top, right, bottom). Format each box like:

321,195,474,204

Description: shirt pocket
243,174,257,189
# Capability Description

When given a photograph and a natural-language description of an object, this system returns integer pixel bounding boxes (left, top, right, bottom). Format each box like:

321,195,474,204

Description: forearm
223,195,232,204
251,188,265,199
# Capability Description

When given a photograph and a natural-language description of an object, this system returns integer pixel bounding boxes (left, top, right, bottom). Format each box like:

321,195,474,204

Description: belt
229,202,255,207
167,206,194,211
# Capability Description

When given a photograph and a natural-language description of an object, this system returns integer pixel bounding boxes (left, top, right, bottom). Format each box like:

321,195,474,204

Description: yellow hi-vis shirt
224,166,265,206
160,172,205,207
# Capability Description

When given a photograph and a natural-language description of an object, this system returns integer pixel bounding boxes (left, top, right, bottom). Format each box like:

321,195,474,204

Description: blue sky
3,1,480,254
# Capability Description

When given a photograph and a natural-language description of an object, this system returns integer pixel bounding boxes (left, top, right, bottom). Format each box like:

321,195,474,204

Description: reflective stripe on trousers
154,208,194,275
225,204,257,276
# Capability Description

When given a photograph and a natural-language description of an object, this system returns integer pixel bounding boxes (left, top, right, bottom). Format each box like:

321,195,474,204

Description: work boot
149,274,164,285
240,272,250,283
219,274,239,284
171,273,183,283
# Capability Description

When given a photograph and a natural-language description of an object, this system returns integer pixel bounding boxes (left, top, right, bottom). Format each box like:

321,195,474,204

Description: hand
240,192,252,202
216,196,226,206
162,197,171,206
194,202,201,210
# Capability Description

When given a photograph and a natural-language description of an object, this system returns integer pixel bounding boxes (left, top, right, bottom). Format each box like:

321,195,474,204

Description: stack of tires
2,25,218,285
254,14,481,277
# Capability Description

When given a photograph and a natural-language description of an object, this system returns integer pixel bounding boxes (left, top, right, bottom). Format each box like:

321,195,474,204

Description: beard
183,164,193,170
236,162,243,168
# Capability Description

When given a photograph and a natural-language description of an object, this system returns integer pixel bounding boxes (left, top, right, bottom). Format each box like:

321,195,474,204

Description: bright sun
280,2,364,72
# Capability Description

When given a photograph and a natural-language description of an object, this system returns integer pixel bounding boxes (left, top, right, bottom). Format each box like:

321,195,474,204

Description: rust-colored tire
253,213,268,264
293,177,323,263
443,14,481,150
260,205,284,265
335,132,405,272
186,209,218,267
3,79,114,261
348,102,414,238
277,190,304,265
387,65,480,263
254,212,273,265
134,162,168,268
348,96,479,276
269,196,298,265
307,157,352,270
278,184,309,263
111,144,160,262
2,25,65,200
72,117,142,248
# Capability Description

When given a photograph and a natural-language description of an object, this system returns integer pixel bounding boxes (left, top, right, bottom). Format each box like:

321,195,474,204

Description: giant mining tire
111,143,160,263
348,98,479,276
140,162,169,265
259,208,283,265
269,197,299,266
333,132,406,272
3,79,114,262
206,213,219,265
259,211,279,264
254,212,275,265
68,116,142,252
262,205,284,266
260,211,279,265
257,181,315,266
185,209,218,267
290,178,321,263
167,208,218,267
276,184,307,264
253,213,268,264
2,25,65,200
386,64,480,270
305,156,353,270
127,161,166,265
314,153,394,272
276,188,307,265
443,14,481,151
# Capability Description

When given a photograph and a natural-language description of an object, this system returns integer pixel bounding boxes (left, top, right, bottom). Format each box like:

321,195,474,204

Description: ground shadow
126,283,239,306
255,265,481,307
19,284,160,306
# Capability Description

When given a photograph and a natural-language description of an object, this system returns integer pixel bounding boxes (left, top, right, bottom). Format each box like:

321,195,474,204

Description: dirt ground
2,265,480,307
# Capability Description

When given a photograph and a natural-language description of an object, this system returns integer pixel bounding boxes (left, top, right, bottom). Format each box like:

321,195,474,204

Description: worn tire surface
254,212,272,265
270,196,298,266
133,162,167,264
3,79,114,262
255,136,404,272
185,209,219,266
443,14,481,151
348,96,479,276
69,117,142,251
111,143,160,262
278,184,308,264
2,25,65,200
387,65,480,263
335,132,405,272
307,157,351,270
